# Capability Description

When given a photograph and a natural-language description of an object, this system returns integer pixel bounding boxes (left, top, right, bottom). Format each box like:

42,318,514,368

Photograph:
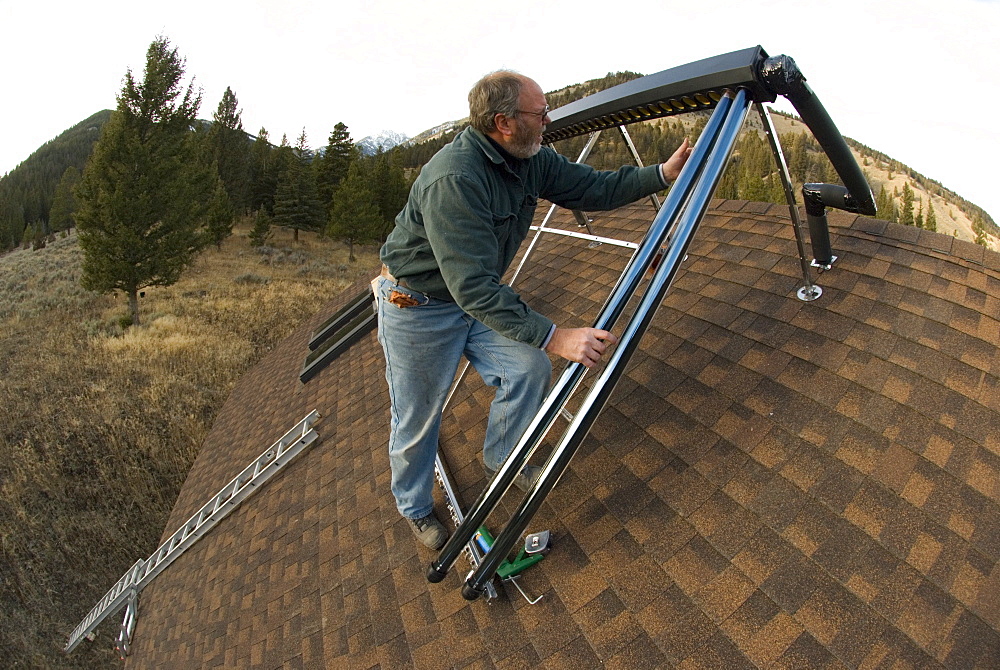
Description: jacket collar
465,127,528,175
465,127,506,166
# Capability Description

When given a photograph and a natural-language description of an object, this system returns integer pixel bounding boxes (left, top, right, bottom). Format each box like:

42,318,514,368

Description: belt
379,265,453,302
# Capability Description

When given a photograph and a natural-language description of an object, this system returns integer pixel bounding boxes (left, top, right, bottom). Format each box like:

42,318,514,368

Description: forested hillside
0,110,110,249
3,67,996,257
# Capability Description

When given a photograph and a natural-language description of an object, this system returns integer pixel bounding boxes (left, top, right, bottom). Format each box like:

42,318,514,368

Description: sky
2,0,998,220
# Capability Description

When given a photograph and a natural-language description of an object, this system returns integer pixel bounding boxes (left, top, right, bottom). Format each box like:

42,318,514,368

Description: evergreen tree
736,133,771,202
789,132,809,184
75,36,216,326
900,183,915,226
0,195,24,249
48,166,81,232
248,127,277,214
824,158,839,185
876,185,893,222
915,198,924,229
315,122,355,212
925,200,937,232
248,209,273,247
205,178,233,250
272,129,323,241
327,161,381,261
973,215,989,247
206,86,250,213
366,150,410,239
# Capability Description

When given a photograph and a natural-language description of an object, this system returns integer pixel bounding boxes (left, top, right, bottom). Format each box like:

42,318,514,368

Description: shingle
120,202,1000,670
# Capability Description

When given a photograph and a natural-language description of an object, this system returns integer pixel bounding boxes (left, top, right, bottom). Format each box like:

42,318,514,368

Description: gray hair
468,70,524,134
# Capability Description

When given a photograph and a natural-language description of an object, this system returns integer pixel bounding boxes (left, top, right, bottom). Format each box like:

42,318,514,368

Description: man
377,70,692,549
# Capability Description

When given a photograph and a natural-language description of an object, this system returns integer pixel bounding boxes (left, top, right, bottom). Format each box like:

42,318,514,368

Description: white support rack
64,410,321,655
526,225,639,250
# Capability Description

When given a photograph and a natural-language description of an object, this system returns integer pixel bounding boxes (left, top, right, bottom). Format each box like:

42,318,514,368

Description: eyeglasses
516,105,550,119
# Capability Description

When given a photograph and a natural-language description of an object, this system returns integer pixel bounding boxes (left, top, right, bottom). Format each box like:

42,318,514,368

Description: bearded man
377,70,692,549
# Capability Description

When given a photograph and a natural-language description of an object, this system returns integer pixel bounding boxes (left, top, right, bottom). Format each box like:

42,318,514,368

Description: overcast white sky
2,0,997,220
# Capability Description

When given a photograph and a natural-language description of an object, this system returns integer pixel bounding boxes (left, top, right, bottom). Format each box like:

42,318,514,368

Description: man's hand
545,327,619,368
660,137,692,182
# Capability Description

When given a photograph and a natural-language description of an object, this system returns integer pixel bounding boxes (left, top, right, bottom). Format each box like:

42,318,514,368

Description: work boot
484,463,542,493
407,512,448,550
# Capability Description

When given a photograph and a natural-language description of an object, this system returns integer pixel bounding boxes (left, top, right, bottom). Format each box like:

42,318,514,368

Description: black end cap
426,563,448,583
461,582,484,601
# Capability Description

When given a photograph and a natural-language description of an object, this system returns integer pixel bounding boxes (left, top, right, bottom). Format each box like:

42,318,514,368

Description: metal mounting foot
796,284,823,302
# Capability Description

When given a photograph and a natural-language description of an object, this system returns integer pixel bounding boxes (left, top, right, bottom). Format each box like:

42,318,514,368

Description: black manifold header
543,46,875,217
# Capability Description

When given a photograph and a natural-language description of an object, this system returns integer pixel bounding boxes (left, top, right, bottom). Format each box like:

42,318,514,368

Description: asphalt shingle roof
122,200,999,669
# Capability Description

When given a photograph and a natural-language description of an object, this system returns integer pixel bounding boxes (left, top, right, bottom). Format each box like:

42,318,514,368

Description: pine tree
48,166,81,232
900,183,915,226
75,36,216,326
789,132,809,184
366,150,410,239
914,198,924,229
206,86,250,213
876,185,893,222
925,200,937,232
248,209,273,247
327,161,381,261
315,122,355,212
0,195,24,250
272,129,323,242
973,215,989,247
205,178,233,250
248,127,277,215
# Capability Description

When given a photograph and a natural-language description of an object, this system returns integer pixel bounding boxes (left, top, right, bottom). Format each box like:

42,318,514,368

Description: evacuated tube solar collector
428,47,876,598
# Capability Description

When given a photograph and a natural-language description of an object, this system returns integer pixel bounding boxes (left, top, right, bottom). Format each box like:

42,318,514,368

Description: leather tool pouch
388,289,421,308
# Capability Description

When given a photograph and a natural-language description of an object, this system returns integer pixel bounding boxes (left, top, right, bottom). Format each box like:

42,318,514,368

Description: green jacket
380,127,666,347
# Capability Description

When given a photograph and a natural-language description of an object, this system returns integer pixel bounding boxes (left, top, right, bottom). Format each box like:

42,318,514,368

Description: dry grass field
0,224,378,668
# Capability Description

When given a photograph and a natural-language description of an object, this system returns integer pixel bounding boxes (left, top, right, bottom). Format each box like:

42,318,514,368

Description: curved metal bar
760,55,875,216
426,91,739,585
542,47,872,220
461,88,753,600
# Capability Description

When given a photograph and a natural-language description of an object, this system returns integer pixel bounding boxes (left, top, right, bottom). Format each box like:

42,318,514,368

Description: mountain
0,110,111,249
404,120,464,146
357,130,409,155
3,72,996,254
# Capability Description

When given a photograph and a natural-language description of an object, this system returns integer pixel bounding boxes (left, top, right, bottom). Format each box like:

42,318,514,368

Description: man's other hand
545,327,619,368
660,137,692,182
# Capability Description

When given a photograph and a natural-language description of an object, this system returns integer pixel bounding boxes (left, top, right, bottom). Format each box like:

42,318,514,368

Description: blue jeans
375,276,552,519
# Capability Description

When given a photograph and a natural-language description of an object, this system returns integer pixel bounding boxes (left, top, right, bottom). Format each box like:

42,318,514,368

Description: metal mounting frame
753,101,824,302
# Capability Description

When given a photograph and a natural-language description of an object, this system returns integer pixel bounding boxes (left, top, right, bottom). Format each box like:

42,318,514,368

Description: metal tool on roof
422,47,876,600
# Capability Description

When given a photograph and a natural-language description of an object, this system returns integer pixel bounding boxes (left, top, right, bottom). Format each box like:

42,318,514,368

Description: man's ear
493,112,515,138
